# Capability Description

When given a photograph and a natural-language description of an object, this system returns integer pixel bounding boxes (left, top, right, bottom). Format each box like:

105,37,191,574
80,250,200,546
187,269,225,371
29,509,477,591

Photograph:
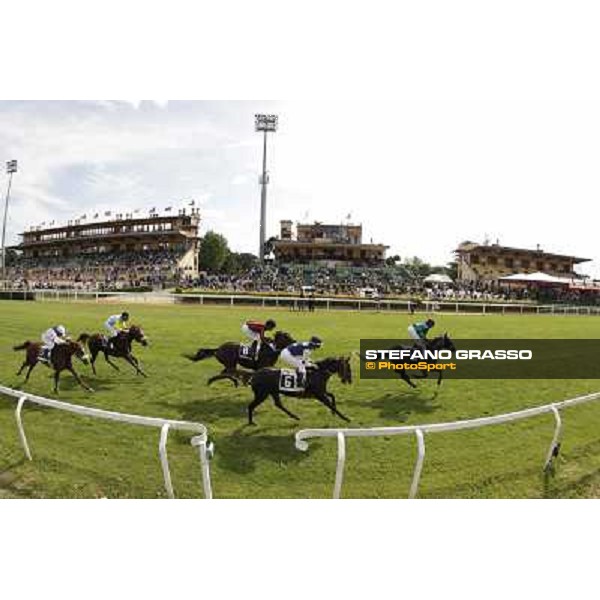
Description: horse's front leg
17,361,27,376
69,367,94,392
399,371,417,388
314,391,350,422
437,368,443,386
125,354,147,377
54,370,60,394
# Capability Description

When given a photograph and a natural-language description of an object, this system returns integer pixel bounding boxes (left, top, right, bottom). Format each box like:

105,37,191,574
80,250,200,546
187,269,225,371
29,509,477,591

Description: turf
1,299,600,498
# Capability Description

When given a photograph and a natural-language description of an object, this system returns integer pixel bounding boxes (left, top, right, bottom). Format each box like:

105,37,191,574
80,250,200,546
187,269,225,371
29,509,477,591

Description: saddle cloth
279,369,304,392
239,344,255,359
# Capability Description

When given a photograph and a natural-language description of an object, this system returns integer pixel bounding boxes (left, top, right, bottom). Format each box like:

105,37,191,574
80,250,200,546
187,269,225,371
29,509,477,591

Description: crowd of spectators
7,249,187,290
6,255,600,306
188,264,600,306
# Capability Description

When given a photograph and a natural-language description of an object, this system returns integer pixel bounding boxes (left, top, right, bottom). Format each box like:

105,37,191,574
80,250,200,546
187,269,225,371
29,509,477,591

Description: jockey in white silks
40,325,67,363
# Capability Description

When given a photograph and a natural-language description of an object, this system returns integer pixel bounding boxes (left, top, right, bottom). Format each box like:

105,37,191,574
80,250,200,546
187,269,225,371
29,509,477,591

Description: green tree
403,256,432,278
222,252,258,274
198,231,230,272
445,261,458,280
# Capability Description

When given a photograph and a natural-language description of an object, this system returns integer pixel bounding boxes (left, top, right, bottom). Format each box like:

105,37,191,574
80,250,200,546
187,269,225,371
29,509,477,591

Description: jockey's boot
39,348,51,366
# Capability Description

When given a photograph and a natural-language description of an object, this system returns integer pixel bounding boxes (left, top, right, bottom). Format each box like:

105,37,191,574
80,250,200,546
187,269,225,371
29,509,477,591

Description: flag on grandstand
93,213,99,218
80,214,87,219
105,211,111,216
134,208,140,213
189,200,195,206
164,206,172,211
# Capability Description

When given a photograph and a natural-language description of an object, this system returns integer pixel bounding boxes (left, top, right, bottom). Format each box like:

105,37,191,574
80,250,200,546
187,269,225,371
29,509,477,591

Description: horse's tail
186,348,217,362
13,341,32,351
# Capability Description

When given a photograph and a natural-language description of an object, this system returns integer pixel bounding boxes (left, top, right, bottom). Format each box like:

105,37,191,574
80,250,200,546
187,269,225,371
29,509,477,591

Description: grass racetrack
1,299,600,498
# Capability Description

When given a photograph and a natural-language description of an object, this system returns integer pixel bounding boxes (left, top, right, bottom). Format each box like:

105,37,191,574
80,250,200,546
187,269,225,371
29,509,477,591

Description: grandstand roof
455,241,590,263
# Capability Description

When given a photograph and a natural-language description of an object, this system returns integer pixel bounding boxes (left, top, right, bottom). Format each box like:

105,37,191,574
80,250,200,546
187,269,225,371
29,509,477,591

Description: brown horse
83,325,149,377
247,356,353,425
14,335,93,393
186,331,295,386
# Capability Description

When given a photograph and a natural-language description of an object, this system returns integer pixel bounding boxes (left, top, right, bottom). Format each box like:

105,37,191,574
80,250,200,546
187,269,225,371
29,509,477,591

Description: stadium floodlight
255,114,278,132
1,159,18,285
255,114,278,262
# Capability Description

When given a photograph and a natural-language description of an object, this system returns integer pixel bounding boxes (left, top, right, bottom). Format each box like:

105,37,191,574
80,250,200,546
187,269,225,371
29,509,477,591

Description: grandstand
272,220,388,266
8,209,200,290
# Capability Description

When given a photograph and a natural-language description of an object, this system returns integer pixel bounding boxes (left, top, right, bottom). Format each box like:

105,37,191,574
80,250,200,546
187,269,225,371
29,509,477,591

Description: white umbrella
423,273,453,284
499,272,567,284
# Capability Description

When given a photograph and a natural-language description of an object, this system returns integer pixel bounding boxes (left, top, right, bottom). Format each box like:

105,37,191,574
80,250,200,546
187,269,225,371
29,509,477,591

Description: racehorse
187,331,295,386
14,335,93,393
83,325,149,377
389,333,456,388
247,356,353,425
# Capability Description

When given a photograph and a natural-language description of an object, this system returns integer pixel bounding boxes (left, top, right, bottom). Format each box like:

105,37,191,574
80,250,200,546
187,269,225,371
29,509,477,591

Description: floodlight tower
255,113,278,262
1,159,18,283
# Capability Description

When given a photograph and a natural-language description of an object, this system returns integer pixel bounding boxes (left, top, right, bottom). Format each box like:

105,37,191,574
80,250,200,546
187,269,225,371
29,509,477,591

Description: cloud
2,98,600,278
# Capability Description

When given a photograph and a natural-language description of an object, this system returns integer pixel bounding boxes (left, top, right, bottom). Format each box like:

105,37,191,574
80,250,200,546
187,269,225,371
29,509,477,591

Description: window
521,260,530,269
504,257,514,268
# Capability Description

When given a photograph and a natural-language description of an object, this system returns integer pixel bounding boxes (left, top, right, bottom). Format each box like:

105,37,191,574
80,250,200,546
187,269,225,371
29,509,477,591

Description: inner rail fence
0,384,214,499
295,391,600,499
1,286,599,316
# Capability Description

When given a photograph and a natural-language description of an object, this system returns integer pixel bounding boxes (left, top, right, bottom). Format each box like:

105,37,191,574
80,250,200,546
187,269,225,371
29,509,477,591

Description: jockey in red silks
241,319,276,355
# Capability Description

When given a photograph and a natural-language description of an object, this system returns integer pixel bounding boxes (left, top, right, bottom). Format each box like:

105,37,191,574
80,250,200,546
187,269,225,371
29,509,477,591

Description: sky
1,78,600,276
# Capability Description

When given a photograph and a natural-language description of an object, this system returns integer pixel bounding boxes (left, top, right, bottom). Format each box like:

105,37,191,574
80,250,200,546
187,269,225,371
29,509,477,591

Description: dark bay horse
14,336,93,393
390,333,456,388
247,356,353,425
187,331,295,386
83,325,149,377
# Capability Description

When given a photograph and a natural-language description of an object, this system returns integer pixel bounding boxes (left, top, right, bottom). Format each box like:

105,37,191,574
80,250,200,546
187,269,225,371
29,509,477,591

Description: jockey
241,318,276,355
407,318,435,350
105,312,130,348
280,336,323,386
40,325,67,363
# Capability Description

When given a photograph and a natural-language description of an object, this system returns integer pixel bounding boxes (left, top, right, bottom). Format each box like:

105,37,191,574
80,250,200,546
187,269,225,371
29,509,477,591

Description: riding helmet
426,319,435,327
310,336,322,347
122,312,130,320
55,325,66,337
265,319,276,329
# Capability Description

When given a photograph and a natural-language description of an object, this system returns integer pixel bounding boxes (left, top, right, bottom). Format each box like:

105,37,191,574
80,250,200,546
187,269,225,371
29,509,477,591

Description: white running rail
295,391,600,499
0,384,214,499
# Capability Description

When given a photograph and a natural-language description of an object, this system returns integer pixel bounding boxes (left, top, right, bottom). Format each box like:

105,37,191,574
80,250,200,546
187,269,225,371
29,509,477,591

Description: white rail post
192,435,214,499
15,396,32,461
333,432,347,499
409,429,426,499
159,423,175,499
544,405,563,471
